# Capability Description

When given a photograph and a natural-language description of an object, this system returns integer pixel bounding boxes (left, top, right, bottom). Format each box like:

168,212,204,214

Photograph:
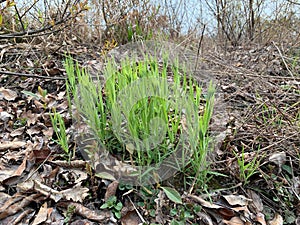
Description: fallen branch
0,70,66,80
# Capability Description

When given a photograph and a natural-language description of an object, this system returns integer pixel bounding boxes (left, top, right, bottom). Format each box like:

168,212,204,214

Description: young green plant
233,146,261,185
65,54,215,189
50,108,70,159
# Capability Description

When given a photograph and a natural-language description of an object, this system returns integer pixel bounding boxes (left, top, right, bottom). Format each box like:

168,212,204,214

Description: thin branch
0,70,66,80
272,41,294,77
13,5,25,32
0,2,85,40
286,0,300,6
194,24,206,74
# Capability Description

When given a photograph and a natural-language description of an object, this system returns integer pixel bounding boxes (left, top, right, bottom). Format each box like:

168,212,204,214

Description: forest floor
0,39,299,225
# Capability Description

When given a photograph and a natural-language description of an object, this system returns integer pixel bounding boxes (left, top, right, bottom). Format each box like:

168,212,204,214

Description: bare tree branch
0,4,85,40
286,0,300,6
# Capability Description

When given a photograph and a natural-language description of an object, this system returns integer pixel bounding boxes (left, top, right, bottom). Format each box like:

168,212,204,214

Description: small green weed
233,146,261,185
100,196,123,219
50,108,71,160
14,117,27,128
64,204,76,224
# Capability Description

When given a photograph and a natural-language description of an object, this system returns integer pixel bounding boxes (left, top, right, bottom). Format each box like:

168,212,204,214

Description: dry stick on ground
272,41,295,78
0,70,66,80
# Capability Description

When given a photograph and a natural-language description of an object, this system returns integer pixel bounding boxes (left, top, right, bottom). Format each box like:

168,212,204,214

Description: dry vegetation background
0,0,300,224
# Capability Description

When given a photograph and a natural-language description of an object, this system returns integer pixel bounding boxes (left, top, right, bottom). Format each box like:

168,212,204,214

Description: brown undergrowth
0,7,300,221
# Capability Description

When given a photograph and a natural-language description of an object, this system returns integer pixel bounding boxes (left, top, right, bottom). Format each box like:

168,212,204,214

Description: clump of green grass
63,54,215,190
233,146,261,185
50,108,71,160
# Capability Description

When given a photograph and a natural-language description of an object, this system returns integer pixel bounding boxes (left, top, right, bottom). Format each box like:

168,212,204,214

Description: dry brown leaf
247,190,264,213
26,124,43,136
0,88,18,101
218,208,235,220
55,167,88,184
21,110,40,126
60,184,89,202
30,180,89,202
57,201,109,223
121,211,142,225
187,194,223,209
105,180,119,201
10,127,25,137
0,111,13,121
0,193,42,219
13,156,27,176
10,209,35,225
256,212,267,225
223,195,252,206
223,216,245,225
42,126,53,138
32,202,49,225
56,100,69,110
269,152,286,171
0,141,26,150
231,206,249,212
268,213,283,225
0,166,19,182
154,190,167,224
17,180,35,192
195,211,214,225
32,148,52,163
0,192,11,206
57,91,66,100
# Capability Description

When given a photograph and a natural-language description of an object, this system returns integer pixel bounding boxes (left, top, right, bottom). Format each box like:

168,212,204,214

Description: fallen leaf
0,88,18,101
256,212,267,225
0,192,11,206
31,180,89,202
223,195,252,206
13,156,27,176
32,202,49,225
60,184,90,202
19,175,85,202
0,111,13,122
121,211,141,225
10,127,25,137
154,190,167,224
0,165,15,180
247,190,263,212
195,211,214,225
218,208,235,220
268,213,283,225
187,194,223,209
105,180,119,201
269,151,286,170
223,216,244,225
32,148,52,163
0,193,42,219
0,141,26,150
57,201,109,223
21,110,40,126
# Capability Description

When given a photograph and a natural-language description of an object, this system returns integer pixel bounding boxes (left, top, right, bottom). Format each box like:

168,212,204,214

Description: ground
0,40,299,224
